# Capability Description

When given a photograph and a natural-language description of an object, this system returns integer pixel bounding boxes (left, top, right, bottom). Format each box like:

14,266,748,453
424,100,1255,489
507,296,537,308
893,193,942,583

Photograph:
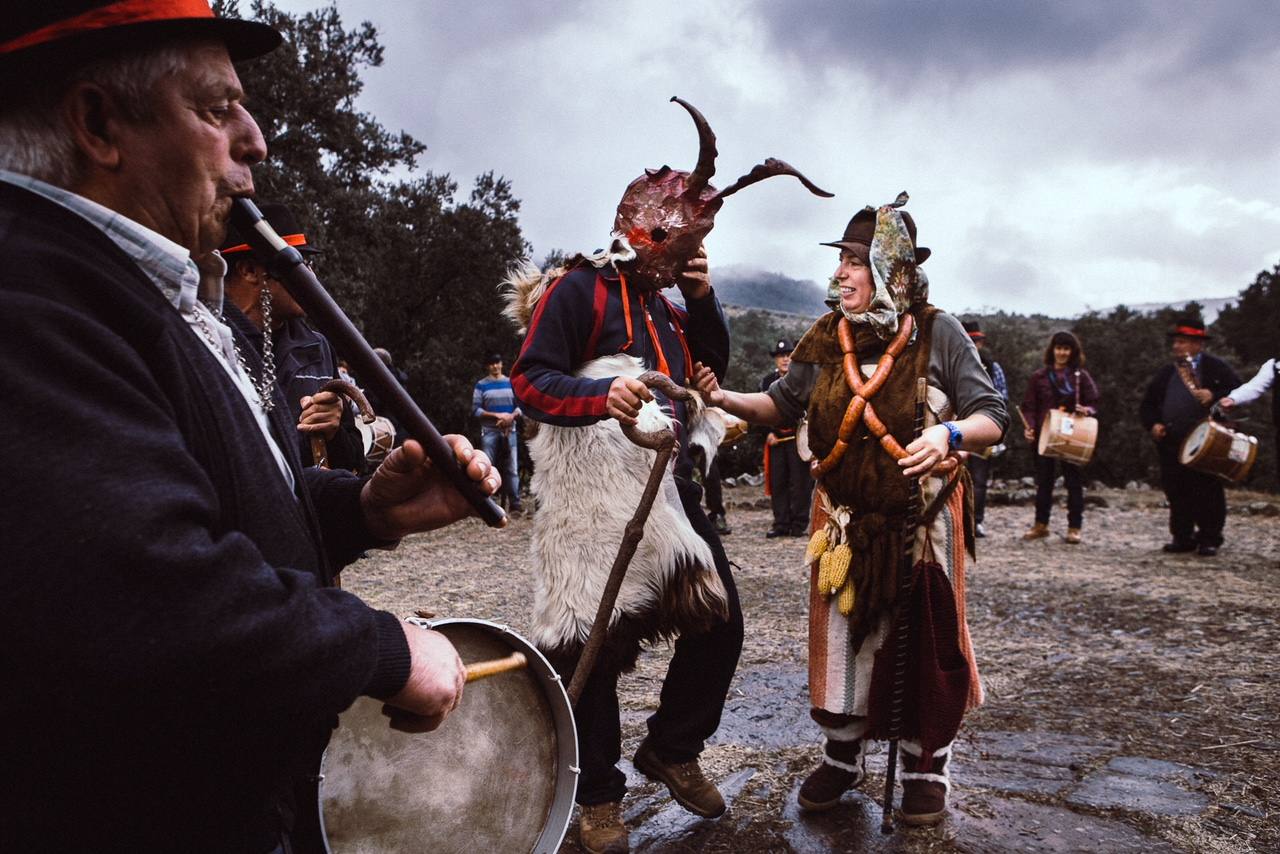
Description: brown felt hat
821,206,931,264
0,1,281,76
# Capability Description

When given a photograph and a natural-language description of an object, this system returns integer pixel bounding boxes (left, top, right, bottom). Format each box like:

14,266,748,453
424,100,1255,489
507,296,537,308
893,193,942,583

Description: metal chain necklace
189,290,276,414
255,286,277,412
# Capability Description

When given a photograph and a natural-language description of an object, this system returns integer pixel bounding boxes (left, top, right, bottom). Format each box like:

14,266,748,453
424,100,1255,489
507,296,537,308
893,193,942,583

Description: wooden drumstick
464,651,528,683
1015,404,1033,434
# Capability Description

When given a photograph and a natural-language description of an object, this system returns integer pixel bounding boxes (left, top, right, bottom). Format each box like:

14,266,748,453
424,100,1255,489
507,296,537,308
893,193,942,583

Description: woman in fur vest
1020,331,1100,544
694,196,1007,826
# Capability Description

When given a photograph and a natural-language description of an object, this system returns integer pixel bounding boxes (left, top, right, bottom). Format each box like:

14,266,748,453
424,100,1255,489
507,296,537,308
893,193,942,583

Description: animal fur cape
504,258,729,667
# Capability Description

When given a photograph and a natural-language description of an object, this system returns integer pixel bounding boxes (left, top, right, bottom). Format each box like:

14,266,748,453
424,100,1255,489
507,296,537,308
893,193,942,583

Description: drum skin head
1179,421,1210,463
320,619,577,853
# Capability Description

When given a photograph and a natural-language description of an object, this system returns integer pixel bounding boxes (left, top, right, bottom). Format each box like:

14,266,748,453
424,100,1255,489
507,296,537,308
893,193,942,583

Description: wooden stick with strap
566,371,691,707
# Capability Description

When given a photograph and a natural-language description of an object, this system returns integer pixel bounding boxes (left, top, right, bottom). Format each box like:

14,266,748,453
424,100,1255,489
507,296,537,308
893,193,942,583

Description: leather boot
578,801,629,853
798,737,866,812
1022,522,1050,540
1065,527,1081,544
899,742,950,826
634,737,725,817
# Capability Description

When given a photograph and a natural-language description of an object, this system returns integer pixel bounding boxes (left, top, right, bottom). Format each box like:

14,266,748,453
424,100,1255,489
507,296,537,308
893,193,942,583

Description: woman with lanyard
1020,331,1100,544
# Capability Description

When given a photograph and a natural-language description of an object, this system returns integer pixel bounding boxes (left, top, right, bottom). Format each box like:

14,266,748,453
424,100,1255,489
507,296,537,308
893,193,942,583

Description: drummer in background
1021,331,1099,544
0,4,497,851
962,320,1008,537
1140,318,1242,556
1219,355,1278,478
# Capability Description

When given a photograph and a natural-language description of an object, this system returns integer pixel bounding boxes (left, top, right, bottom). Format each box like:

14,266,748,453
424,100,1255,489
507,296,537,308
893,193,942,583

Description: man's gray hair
0,44,192,188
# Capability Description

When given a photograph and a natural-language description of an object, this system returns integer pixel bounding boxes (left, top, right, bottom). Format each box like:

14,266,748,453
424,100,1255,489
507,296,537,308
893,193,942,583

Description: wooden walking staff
229,199,506,527
566,372,691,707
881,376,929,834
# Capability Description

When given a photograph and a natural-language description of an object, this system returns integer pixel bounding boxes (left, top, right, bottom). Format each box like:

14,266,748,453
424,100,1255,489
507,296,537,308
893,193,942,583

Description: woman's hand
899,424,951,477
690,361,725,407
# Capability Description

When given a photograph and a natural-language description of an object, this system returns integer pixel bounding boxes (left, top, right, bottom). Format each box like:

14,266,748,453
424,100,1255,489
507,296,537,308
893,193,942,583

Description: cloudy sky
269,0,1280,317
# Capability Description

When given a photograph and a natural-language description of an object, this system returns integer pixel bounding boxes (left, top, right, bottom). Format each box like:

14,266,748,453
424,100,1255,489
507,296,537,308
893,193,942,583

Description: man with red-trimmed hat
220,201,367,472
1140,317,1242,556
0,3,497,850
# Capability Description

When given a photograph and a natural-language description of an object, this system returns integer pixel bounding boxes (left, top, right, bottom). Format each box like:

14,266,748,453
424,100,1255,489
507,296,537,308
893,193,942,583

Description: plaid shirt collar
0,170,200,315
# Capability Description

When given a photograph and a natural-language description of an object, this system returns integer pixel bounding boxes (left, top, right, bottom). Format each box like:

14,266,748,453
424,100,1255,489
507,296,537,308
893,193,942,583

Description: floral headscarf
827,193,928,340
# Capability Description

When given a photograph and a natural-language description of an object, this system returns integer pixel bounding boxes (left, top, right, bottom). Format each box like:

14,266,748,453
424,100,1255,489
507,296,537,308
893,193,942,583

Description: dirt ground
342,482,1280,853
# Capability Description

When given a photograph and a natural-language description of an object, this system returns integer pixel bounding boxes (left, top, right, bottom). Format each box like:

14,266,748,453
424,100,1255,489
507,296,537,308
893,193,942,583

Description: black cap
485,352,504,364
220,202,320,257
962,320,984,339
772,339,794,356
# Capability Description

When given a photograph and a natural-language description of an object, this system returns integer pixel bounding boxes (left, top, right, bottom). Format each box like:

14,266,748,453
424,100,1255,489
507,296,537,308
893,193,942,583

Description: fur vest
505,263,729,667
793,307,939,640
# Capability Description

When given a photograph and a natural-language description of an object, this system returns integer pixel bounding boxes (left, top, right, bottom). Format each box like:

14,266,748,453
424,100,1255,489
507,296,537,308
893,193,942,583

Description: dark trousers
1034,452,1084,528
704,457,726,516
569,477,744,805
767,440,814,533
967,454,992,525
1157,442,1226,546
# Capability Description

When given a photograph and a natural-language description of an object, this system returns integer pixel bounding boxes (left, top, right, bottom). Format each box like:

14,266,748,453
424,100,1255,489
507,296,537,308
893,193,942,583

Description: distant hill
712,265,828,317
1114,296,1236,324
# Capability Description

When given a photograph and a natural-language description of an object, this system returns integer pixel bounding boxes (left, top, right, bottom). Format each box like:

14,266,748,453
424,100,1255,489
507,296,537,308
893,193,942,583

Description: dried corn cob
805,528,830,564
827,543,852,590
817,550,834,596
837,578,856,616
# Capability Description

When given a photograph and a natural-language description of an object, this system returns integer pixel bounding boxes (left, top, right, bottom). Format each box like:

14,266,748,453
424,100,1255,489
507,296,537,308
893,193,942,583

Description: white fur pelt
527,354,729,660
687,406,728,472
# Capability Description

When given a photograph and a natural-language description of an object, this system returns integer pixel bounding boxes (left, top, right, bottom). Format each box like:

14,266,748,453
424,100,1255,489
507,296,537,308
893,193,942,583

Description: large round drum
1179,419,1258,483
319,618,578,854
1038,409,1098,465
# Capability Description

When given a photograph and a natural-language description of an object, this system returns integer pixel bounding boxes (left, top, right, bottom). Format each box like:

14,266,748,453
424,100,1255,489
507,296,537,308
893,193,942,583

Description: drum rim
319,616,579,854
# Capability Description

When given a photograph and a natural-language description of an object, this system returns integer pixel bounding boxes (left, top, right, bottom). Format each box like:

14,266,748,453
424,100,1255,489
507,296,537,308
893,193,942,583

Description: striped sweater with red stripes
512,262,730,473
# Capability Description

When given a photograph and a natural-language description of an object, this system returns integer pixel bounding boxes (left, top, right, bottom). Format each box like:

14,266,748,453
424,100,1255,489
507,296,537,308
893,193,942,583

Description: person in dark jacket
760,338,814,537
1021,331,1100,544
510,235,740,851
221,202,367,472
0,6,497,851
1139,318,1242,556
962,320,1007,537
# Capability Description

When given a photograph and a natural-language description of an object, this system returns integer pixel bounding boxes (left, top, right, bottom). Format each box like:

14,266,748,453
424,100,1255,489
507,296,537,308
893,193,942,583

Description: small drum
319,618,578,854
356,415,396,466
1038,409,1098,465
1179,419,1258,483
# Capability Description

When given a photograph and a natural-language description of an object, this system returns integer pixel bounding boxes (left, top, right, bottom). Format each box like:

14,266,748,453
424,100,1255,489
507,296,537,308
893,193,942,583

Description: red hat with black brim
1167,317,1211,340
0,1,281,76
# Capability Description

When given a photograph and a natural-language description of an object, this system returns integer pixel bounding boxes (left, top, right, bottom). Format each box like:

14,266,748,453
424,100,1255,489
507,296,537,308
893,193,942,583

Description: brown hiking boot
900,742,950,826
1065,527,1082,544
900,779,948,825
1022,522,1050,540
798,738,866,812
633,738,726,817
578,801,628,853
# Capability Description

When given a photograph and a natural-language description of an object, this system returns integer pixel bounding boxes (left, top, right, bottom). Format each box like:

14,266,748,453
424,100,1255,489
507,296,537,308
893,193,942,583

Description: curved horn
714,158,835,200
670,96,717,196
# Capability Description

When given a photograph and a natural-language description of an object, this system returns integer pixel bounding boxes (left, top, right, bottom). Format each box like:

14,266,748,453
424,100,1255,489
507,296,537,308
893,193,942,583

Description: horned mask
613,97,834,288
